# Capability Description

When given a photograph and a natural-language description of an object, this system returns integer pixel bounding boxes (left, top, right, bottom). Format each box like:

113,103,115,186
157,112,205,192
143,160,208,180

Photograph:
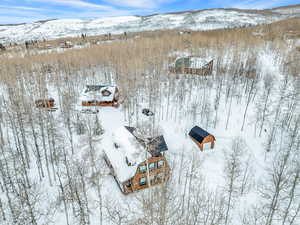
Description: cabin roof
188,126,213,143
171,56,212,69
103,126,168,183
80,85,117,102
103,126,150,183
124,126,168,156
147,136,168,157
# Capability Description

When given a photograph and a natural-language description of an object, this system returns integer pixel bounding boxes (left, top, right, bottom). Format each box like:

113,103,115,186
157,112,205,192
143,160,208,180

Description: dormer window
102,89,111,96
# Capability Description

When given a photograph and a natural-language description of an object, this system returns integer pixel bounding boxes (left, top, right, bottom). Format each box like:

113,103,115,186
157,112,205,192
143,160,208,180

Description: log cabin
169,56,213,76
35,98,55,109
189,126,215,151
103,126,170,194
80,85,120,107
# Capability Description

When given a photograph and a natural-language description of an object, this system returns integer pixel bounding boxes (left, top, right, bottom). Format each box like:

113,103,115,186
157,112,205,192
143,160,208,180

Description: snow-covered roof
80,85,117,102
103,126,150,183
170,56,212,69
189,57,212,68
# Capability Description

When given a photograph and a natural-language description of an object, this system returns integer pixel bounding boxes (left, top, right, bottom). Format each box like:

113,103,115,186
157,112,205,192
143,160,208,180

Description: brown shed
189,126,215,151
35,98,55,109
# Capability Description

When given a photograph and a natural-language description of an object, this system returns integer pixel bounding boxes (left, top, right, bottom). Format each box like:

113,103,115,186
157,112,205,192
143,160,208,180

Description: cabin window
125,180,131,188
102,89,111,96
149,175,155,184
157,160,164,169
139,177,146,186
139,165,147,173
149,162,156,171
156,173,165,182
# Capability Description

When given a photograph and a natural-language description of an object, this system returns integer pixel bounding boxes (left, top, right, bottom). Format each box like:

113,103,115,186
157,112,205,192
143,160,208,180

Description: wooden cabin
60,41,73,48
35,98,55,109
103,126,170,194
81,85,120,107
169,56,213,76
189,126,215,151
44,44,52,49
0,43,5,51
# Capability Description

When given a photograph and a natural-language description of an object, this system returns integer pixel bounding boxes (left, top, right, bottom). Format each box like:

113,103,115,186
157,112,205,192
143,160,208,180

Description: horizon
0,0,300,25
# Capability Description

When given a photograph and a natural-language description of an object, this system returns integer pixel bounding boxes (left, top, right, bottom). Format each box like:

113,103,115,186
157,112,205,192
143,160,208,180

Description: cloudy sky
0,0,299,24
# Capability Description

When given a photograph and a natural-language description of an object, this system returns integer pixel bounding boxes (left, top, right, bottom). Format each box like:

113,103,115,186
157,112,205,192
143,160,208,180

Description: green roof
175,57,191,69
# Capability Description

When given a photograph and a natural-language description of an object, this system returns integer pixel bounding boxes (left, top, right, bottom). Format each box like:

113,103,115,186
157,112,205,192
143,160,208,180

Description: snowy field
0,31,299,225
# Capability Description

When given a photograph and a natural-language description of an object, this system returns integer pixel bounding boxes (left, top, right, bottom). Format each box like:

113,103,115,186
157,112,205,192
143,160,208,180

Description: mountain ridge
1,4,299,43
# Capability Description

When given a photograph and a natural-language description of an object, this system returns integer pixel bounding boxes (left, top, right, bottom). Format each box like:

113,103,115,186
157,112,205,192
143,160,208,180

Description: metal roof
147,135,168,157
188,126,211,143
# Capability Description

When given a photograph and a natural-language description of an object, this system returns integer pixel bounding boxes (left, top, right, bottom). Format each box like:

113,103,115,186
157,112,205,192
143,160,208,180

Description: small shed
35,98,55,108
60,41,73,48
189,126,215,151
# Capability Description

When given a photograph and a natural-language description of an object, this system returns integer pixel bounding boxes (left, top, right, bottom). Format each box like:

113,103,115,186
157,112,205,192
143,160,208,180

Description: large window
149,162,156,171
157,160,164,169
139,177,147,186
139,165,147,173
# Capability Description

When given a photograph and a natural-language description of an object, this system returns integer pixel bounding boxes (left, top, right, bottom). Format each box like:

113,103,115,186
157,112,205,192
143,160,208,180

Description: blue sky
0,0,299,24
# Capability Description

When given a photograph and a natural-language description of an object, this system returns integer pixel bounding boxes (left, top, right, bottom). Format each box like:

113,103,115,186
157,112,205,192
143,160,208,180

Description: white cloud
0,5,41,11
27,0,114,10
102,0,177,9
0,0,142,24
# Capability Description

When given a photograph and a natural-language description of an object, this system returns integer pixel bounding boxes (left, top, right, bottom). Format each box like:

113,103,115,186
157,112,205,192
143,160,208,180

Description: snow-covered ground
0,29,299,225
1,5,300,44
30,46,297,225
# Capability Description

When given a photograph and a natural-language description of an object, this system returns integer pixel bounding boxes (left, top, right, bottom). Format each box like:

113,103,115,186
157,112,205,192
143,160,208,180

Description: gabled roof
124,126,169,156
103,126,150,183
103,126,169,183
80,85,117,102
189,126,213,143
124,126,136,135
147,136,168,157
171,56,213,69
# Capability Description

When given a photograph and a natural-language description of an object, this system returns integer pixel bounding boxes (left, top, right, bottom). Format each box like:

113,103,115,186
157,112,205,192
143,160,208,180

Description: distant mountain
1,4,299,43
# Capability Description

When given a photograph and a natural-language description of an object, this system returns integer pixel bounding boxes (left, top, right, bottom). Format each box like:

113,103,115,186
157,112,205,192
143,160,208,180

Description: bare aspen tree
262,116,299,225
224,137,245,225
257,74,274,137
281,166,300,225
241,76,257,131
57,171,70,225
